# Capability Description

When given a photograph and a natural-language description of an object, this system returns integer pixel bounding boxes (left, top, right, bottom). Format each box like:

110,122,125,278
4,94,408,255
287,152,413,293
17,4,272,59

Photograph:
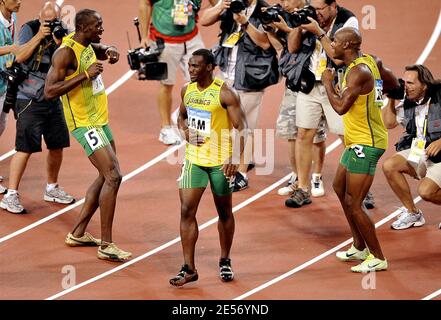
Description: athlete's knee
344,193,353,211
104,166,122,188
218,210,233,222
180,204,197,220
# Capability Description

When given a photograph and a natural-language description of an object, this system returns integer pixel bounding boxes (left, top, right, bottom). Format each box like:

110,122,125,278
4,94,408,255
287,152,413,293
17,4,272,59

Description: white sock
6,189,17,197
46,183,58,192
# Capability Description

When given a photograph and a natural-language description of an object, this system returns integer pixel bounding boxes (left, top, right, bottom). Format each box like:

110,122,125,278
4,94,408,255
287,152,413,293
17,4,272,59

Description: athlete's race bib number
187,107,211,137
85,128,104,151
92,75,105,95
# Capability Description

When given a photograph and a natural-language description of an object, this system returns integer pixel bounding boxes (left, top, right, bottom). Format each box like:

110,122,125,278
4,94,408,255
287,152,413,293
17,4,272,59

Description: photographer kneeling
0,2,74,214
200,0,279,192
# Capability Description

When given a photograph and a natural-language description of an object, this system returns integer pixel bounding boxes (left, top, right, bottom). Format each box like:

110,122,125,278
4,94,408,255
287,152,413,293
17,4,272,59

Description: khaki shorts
159,33,204,85
296,82,344,135
276,87,326,143
397,149,441,187
221,77,263,131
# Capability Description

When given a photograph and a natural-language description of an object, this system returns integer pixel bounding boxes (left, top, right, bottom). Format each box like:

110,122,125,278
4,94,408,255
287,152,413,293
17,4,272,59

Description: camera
45,19,68,40
288,5,317,28
127,38,168,80
259,4,285,25
230,0,248,14
1,63,28,115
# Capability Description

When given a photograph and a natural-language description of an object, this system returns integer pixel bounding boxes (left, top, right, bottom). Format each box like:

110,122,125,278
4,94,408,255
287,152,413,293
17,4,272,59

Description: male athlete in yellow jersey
322,27,399,273
44,9,131,262
169,49,247,287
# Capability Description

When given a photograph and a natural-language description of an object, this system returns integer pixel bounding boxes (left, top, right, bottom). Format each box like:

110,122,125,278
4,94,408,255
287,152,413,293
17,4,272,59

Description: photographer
284,0,361,208
0,2,74,214
383,65,441,231
0,0,21,194
138,0,217,146
262,0,327,198
200,0,279,192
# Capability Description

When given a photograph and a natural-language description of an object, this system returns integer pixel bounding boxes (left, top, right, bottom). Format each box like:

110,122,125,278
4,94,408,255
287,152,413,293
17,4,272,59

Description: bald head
334,27,362,50
40,1,61,21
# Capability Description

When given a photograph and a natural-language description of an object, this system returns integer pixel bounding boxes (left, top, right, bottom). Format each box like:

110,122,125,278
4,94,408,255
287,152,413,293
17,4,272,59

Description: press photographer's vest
341,54,387,149
184,78,233,167
16,19,58,102
0,12,17,95
286,6,355,90
149,0,200,43
213,0,279,91
396,84,441,163
60,33,108,132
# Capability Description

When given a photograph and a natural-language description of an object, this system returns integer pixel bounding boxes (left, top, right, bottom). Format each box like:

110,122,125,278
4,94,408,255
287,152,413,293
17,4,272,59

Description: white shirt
0,10,14,37
309,16,359,80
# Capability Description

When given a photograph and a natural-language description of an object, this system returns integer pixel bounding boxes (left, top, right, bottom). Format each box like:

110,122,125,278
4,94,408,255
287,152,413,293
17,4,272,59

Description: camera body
288,5,317,28
230,0,248,14
259,4,285,25
127,38,168,80
45,20,68,40
2,63,28,114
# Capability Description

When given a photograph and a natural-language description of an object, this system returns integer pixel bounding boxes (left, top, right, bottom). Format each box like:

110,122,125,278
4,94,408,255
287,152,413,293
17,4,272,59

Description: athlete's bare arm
92,43,119,64
178,84,204,146
220,84,247,177
322,64,373,115
44,47,103,100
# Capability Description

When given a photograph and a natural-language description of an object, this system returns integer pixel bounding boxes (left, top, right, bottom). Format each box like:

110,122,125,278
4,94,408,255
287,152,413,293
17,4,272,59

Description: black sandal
169,264,198,287
219,258,234,282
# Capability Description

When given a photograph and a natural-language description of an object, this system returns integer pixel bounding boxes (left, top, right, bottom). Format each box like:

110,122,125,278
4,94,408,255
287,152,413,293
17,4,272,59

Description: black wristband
317,32,325,40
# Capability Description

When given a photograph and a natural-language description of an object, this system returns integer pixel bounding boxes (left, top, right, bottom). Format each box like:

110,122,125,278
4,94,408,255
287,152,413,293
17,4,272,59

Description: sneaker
351,253,388,273
363,191,375,209
159,126,181,145
278,176,298,196
311,176,325,197
65,232,101,247
336,244,370,262
0,183,6,194
247,162,255,172
285,188,311,208
97,242,132,262
169,264,199,287
219,258,234,282
391,208,425,230
44,185,75,204
233,172,248,192
0,193,26,214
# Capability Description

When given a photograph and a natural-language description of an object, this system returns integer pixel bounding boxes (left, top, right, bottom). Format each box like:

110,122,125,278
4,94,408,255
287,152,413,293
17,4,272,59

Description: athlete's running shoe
219,258,234,282
65,232,101,247
336,244,370,262
169,264,199,287
351,254,388,273
97,242,132,262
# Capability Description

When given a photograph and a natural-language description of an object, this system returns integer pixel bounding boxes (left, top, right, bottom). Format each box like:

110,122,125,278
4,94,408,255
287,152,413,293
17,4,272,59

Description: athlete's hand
87,62,103,78
221,159,239,178
106,46,119,64
187,129,205,147
426,139,441,157
321,68,336,84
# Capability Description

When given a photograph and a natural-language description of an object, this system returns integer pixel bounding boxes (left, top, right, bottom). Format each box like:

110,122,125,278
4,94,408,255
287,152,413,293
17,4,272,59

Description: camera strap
31,40,53,72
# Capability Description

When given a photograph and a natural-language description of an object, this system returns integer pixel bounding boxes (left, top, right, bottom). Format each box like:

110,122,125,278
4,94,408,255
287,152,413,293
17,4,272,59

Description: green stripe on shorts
72,124,113,157
340,144,385,176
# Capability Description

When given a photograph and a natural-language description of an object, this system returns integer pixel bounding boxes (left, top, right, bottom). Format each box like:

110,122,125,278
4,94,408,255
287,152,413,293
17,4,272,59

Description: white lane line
422,289,441,300
0,70,136,162
233,9,441,301
234,197,422,301
416,10,441,64
46,140,342,300
0,144,182,244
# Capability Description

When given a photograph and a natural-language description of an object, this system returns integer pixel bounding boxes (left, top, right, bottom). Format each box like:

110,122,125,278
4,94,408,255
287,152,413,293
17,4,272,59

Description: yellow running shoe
336,244,369,262
65,232,101,247
97,243,132,262
351,254,388,273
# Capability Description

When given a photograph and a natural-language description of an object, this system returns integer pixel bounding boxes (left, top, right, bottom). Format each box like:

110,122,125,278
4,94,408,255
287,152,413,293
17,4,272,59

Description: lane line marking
234,198,422,300
0,144,182,244
46,140,342,300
